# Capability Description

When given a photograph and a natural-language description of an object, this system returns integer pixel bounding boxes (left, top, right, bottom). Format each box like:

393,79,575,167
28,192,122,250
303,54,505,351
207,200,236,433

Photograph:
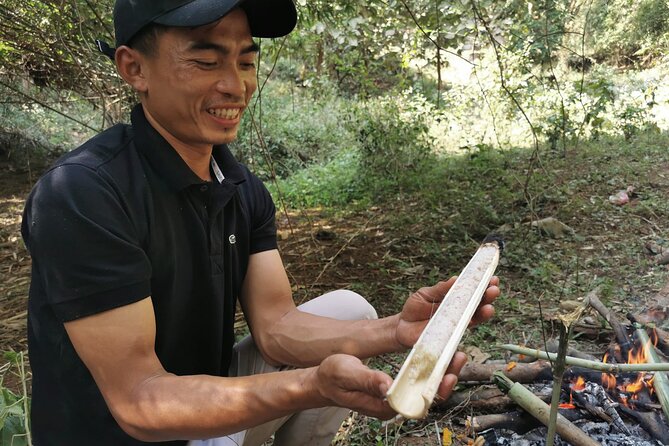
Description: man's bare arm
64,297,393,441
240,250,499,367
239,249,403,367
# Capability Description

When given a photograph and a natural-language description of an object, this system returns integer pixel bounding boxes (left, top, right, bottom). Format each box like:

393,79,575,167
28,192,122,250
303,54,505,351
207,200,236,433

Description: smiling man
21,1,500,445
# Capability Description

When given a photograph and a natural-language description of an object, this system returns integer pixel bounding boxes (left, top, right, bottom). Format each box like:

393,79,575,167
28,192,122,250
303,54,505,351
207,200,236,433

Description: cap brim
154,0,296,38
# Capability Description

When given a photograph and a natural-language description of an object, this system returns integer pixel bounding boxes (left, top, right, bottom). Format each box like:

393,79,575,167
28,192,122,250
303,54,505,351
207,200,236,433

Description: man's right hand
314,354,396,419
313,351,469,420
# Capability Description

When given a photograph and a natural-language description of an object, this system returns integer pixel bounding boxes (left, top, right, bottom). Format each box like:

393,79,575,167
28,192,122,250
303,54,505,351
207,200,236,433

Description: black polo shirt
21,105,278,445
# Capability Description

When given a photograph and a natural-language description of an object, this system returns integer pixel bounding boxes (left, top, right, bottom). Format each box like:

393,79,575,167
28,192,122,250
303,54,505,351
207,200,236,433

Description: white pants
188,290,378,446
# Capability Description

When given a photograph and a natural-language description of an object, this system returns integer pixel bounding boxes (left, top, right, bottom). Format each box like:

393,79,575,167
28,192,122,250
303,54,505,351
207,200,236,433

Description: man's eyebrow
187,41,260,55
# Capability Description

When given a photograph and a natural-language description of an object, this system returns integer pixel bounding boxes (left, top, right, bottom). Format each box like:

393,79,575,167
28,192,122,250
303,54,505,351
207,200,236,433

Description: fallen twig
587,287,632,357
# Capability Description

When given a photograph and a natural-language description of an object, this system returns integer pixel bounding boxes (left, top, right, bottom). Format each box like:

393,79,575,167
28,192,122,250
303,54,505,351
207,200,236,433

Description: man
21,0,500,445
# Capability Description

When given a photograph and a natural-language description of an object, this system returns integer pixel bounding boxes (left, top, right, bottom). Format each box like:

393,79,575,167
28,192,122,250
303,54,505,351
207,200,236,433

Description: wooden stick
546,323,570,446
588,288,632,357
499,344,669,372
635,326,669,422
493,372,601,446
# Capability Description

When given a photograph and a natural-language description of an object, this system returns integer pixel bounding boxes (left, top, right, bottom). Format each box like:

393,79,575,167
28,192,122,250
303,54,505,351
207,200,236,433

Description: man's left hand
394,276,500,350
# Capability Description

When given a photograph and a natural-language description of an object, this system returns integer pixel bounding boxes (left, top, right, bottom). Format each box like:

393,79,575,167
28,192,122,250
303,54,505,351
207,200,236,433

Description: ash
481,421,661,446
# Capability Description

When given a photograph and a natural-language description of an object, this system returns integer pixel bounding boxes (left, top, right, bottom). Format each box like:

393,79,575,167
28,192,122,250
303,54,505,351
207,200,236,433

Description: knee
333,290,378,321
298,289,378,321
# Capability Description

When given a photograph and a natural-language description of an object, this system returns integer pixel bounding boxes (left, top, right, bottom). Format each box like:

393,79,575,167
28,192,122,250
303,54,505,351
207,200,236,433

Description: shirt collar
131,104,246,190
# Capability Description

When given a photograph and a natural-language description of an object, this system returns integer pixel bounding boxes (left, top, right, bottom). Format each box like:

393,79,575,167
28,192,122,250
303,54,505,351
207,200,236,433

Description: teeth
207,108,240,119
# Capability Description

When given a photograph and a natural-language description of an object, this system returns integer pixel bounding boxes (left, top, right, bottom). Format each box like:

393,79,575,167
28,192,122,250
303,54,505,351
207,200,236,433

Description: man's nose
215,68,246,99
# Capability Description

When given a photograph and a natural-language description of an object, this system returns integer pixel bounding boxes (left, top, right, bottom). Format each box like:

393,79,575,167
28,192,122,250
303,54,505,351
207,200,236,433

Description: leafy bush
589,0,669,64
352,88,434,179
231,80,359,180
268,149,363,207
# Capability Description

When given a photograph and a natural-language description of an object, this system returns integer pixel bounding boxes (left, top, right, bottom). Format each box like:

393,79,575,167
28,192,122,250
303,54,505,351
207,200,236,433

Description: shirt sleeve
240,168,278,254
22,164,152,322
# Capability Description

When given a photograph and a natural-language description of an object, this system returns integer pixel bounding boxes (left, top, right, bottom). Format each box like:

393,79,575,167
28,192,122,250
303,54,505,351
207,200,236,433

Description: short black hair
126,23,169,57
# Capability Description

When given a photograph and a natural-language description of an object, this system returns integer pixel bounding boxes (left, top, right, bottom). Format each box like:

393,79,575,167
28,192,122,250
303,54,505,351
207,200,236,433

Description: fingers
414,276,457,304
318,354,397,419
469,304,495,327
470,276,501,326
481,276,501,306
436,351,467,401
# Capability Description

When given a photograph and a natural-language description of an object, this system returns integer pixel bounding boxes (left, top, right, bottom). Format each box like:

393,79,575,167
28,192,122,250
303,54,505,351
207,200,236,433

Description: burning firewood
565,380,630,435
386,237,502,419
628,313,669,358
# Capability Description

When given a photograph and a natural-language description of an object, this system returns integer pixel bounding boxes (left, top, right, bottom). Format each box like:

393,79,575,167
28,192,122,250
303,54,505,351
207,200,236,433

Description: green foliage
353,88,434,180
588,0,669,64
268,150,363,207
500,0,571,64
0,352,29,446
231,80,359,180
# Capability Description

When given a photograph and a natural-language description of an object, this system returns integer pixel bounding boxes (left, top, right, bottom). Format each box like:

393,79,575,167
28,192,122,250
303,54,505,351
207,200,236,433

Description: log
458,360,553,384
493,372,601,446
569,381,630,435
470,409,584,434
619,405,669,444
437,386,551,412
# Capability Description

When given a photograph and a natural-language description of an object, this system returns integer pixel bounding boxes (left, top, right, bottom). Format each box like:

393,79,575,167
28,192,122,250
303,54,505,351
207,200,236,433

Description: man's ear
115,46,149,93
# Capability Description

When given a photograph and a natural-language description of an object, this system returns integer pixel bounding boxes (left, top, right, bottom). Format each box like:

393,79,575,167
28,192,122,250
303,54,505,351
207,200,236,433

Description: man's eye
195,60,217,67
241,62,256,70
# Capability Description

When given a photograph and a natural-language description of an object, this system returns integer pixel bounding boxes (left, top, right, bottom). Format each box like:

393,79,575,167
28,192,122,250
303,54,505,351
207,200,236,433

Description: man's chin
208,129,238,146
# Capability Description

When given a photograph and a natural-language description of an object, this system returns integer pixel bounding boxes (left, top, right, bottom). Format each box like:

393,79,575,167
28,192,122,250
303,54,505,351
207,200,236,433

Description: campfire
434,287,669,446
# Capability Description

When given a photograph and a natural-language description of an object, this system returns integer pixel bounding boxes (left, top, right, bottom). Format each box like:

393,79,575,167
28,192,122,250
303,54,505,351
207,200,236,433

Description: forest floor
1,131,668,444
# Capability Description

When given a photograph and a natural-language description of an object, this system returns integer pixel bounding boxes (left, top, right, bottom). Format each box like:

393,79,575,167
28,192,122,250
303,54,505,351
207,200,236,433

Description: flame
626,378,644,394
627,339,650,365
601,353,618,391
563,330,663,411
560,376,586,409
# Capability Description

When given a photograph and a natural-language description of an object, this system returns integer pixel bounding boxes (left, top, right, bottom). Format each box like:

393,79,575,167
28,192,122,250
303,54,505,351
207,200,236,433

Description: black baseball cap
97,0,297,59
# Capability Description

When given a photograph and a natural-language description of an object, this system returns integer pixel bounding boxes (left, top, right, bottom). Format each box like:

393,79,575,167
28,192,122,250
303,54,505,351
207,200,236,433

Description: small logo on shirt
229,234,236,245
